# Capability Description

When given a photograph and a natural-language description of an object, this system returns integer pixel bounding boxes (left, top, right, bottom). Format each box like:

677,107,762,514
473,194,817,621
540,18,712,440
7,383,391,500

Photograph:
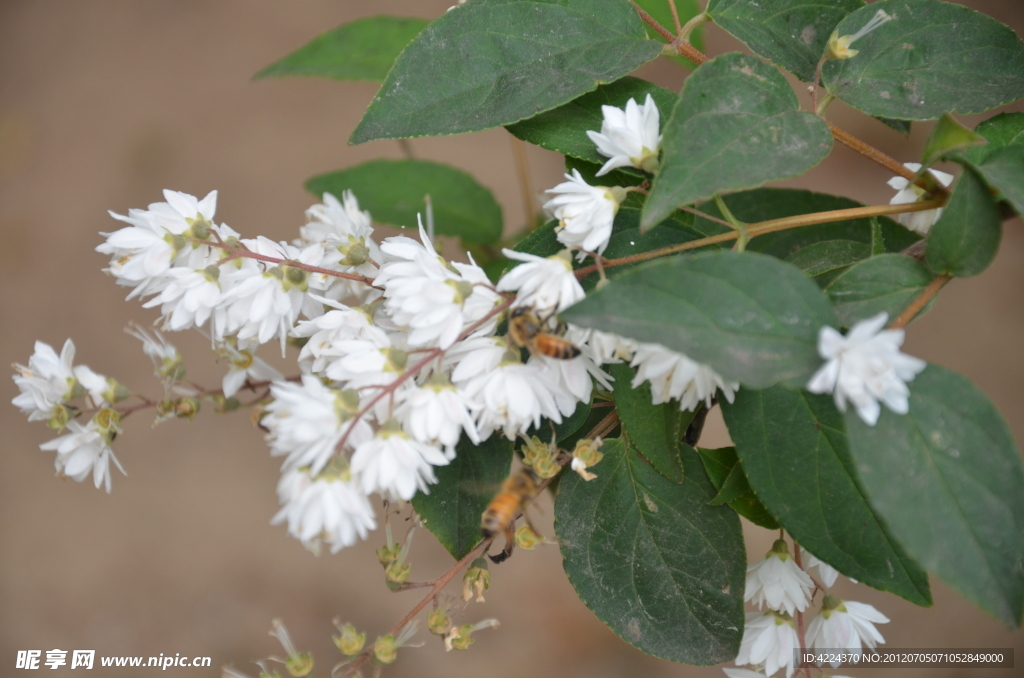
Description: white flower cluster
543,94,661,261
730,539,889,678
12,339,126,492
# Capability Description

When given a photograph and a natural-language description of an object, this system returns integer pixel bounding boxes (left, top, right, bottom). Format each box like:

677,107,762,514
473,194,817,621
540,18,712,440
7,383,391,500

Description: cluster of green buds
462,558,490,603
520,434,561,479
570,437,604,481
443,619,500,652
377,521,415,591
268,619,314,678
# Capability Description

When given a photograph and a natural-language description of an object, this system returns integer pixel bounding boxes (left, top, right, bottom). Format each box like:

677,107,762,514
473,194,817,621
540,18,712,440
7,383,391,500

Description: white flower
263,376,371,475
142,266,222,331
375,223,491,349
807,596,889,663
217,238,321,349
216,341,283,399
803,551,841,588
40,417,125,493
806,312,926,426
723,670,770,678
350,424,450,501
398,378,479,456
292,299,390,375
453,340,565,440
72,365,111,408
887,162,955,235
586,94,662,176
745,539,815,615
272,465,377,554
577,327,635,365
542,170,622,258
631,342,739,412
97,190,218,299
301,191,374,244
496,249,585,313
12,339,77,423
736,611,799,678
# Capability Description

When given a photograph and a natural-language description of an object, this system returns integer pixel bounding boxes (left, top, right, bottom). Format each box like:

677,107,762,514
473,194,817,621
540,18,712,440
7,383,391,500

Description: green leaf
412,434,513,559
350,0,663,143
608,363,693,483
825,254,935,327
876,116,912,135
921,114,987,167
556,440,745,663
306,159,502,243
785,240,871,279
643,53,833,229
822,0,1024,120
562,250,837,389
926,167,1002,277
698,446,780,529
254,16,429,82
963,112,1024,164
512,219,562,260
845,364,1024,627
704,188,920,261
506,77,676,165
721,386,932,605
706,0,864,81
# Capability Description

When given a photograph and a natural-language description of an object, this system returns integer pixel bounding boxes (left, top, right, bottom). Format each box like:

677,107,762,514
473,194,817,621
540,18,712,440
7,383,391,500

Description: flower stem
889,274,951,329
677,12,710,44
574,199,945,280
510,132,539,229
630,1,675,42
192,238,380,286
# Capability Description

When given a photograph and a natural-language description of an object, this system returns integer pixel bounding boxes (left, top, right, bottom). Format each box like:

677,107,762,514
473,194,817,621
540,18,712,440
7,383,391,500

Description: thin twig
676,204,734,229
573,199,945,279
889,274,951,329
193,239,380,286
630,1,676,42
510,133,539,229
667,0,682,33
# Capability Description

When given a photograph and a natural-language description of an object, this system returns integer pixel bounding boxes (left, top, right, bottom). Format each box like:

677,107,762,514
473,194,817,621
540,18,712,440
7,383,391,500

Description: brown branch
889,274,951,329
630,1,676,42
193,239,380,286
574,199,945,279
667,0,682,33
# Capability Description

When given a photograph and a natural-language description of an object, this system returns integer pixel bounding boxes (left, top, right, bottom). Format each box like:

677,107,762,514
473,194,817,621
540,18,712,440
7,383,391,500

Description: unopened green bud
109,380,132,404
377,542,401,567
463,559,490,603
187,217,212,241
333,622,366,656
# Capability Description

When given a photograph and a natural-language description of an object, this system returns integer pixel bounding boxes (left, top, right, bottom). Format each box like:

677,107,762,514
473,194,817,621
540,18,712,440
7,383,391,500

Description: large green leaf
921,114,987,168
254,16,428,82
926,167,1002,277
643,53,833,229
958,113,1024,216
350,0,663,143
702,188,920,260
609,363,694,483
845,365,1024,627
556,439,745,664
785,240,871,280
825,254,935,327
721,387,932,605
562,250,838,389
306,159,502,243
505,77,676,165
411,434,513,559
697,446,780,529
706,0,864,81
822,0,1024,120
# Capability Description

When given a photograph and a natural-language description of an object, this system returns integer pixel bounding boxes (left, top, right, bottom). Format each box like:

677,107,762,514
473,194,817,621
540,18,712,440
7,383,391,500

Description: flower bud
463,558,490,603
332,621,366,656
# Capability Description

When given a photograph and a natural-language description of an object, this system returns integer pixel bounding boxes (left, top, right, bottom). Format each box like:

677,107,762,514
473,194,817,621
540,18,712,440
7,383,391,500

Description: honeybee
481,469,540,564
507,306,581,360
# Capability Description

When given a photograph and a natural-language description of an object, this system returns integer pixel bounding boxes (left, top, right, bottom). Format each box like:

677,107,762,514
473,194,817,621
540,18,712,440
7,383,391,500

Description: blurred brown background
2,1,1023,676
